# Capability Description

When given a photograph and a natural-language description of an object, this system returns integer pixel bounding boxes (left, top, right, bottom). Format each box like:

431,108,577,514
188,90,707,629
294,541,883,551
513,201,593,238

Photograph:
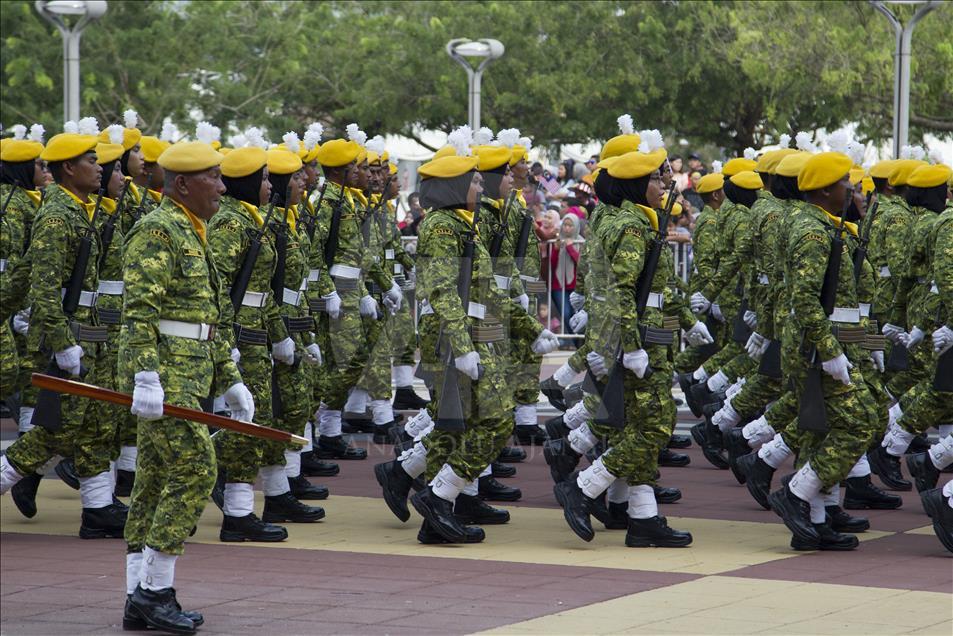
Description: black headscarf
98,160,119,196
120,148,133,178
724,179,758,208
1,159,37,189
771,174,803,201
268,172,293,209
846,194,863,223
593,169,621,207
906,184,948,214
419,171,474,211
223,168,265,207
612,174,651,207
480,164,508,200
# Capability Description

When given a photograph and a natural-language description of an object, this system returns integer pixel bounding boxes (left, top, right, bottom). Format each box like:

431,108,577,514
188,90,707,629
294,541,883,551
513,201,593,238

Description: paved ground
2,361,951,635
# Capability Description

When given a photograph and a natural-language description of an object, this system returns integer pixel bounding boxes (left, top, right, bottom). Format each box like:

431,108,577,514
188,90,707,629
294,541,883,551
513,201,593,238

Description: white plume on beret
617,114,635,136
11,124,26,140
107,124,124,145
78,117,99,136
29,123,45,143
63,120,79,134
900,145,925,161
195,121,217,144
473,127,494,146
928,147,945,165
227,133,247,148
244,127,267,149
495,128,520,149
826,130,850,155
778,133,791,149
447,125,473,157
160,121,177,142
123,109,138,129
365,134,386,155
847,141,866,166
743,147,757,161
518,136,531,150
637,129,664,153
303,122,323,151
711,160,723,174
346,123,367,146
282,131,300,154
795,131,816,152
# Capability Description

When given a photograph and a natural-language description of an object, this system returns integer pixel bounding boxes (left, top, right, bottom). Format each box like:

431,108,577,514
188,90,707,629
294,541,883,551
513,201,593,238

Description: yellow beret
95,142,124,165
798,152,853,192
218,147,233,155
382,150,390,162
221,147,267,178
861,176,874,195
888,159,928,187
907,164,952,188
599,134,641,161
695,172,725,194
1,139,44,162
729,170,764,190
140,136,170,163
315,139,360,168
40,133,98,162
158,140,224,173
418,155,478,179
432,145,458,160
356,148,368,164
98,127,141,151
722,157,758,177
508,144,528,166
366,150,382,166
476,145,511,172
211,140,222,151
303,144,321,164
868,159,898,179
775,152,812,178
660,192,683,216
757,148,797,175
266,146,303,176
389,163,398,175
600,149,666,179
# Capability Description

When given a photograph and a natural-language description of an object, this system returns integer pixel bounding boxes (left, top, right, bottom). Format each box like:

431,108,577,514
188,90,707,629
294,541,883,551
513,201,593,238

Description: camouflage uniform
121,197,241,555
507,194,545,411
381,200,417,369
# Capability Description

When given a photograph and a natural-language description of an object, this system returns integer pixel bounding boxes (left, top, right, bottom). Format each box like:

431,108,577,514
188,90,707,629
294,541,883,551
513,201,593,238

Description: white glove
711,303,725,323
690,291,711,314
532,329,560,354
882,323,906,345
685,321,714,346
54,344,84,376
454,350,481,380
901,326,924,350
383,281,403,313
304,343,322,366
230,348,241,365
12,309,29,335
586,351,608,377
224,382,255,422
821,353,853,385
131,370,164,420
271,336,295,365
515,293,529,312
726,378,746,398
322,292,342,320
569,310,588,333
569,291,586,311
932,325,953,355
712,402,741,431
623,349,650,378
870,350,885,373
743,310,758,330
359,294,378,317
745,332,768,360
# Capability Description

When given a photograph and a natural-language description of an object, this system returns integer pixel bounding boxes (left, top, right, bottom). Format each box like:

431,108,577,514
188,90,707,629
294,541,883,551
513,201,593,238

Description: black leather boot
123,589,204,631
544,415,571,441
210,471,225,510
667,434,692,449
417,519,484,544
79,504,127,539
625,516,693,547
769,475,819,544
454,493,510,525
539,376,567,412
725,428,752,483
410,487,467,543
690,422,729,469
553,477,595,541
55,458,80,490
497,446,526,463
11,472,42,518
906,452,940,493
908,433,931,454
684,375,706,416
262,492,325,523
392,386,429,410
315,435,367,460
825,505,869,532
374,460,414,522
544,438,582,483
127,586,196,634
491,461,516,478
738,452,774,510
654,485,682,504
373,421,395,445
844,475,902,510
389,424,413,447
288,474,329,500
514,425,549,446
605,501,629,529
220,513,288,542
920,487,953,553
115,469,135,498
301,451,340,477
791,522,859,551
658,448,690,468
868,445,912,491
478,475,521,501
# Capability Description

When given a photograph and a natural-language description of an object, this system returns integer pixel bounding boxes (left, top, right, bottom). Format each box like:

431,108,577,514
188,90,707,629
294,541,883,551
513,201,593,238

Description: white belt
61,288,98,308
592,294,606,302
0,258,6,273
419,300,434,316
158,319,214,341
879,266,891,278
282,288,303,306
646,292,664,309
298,277,308,292
232,290,269,308
97,280,124,295
385,249,395,260
757,273,769,286
829,307,861,324
520,274,540,283
467,302,486,320
307,268,322,283
859,303,871,318
330,264,361,280
494,275,511,290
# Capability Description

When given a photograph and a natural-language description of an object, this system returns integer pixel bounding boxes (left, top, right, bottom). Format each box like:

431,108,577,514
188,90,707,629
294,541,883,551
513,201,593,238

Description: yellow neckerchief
816,205,859,237
386,199,395,215
369,193,381,206
101,197,118,215
453,208,479,235
147,189,162,203
127,179,143,205
170,199,207,244
239,200,265,228
58,185,96,220
345,186,368,209
516,190,527,207
23,189,42,207
284,206,298,236
634,203,660,232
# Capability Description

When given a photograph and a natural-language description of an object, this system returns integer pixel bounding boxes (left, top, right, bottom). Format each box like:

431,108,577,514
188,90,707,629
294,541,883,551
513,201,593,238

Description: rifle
230,194,279,312
435,202,485,432
269,186,291,303
324,184,346,271
594,180,678,429
852,192,877,283
97,178,133,271
31,373,308,445
487,190,517,263
798,194,850,434
306,181,329,242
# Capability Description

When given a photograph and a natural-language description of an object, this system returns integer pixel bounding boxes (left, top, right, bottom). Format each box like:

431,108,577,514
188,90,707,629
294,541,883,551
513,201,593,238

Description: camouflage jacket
891,206,941,330
688,204,719,296
119,181,161,236
93,195,126,331
931,206,953,328
0,184,42,321
868,194,913,320
747,191,786,338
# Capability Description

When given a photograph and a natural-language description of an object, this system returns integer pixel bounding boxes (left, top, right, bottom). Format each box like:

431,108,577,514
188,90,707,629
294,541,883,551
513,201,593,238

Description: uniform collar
168,199,208,244
57,185,96,220
239,200,265,228
812,204,858,237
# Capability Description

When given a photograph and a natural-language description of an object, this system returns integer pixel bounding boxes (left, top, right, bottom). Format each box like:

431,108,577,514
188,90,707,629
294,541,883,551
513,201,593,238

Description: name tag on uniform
385,249,395,259
494,275,511,290
467,302,486,320
879,266,891,278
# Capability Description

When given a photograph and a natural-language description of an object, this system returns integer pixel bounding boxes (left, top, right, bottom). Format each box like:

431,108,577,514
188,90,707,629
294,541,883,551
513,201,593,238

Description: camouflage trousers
886,340,931,400
673,318,726,373
898,358,953,437
215,344,272,483
730,371,782,422
82,337,125,467
391,291,418,368
0,322,18,398
511,330,543,406
262,345,313,467
589,344,675,486
314,289,371,410
358,310,391,400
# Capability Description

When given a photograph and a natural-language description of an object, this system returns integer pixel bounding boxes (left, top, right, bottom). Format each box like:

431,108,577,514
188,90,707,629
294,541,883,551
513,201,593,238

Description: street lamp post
870,0,942,158
35,1,108,123
445,38,505,131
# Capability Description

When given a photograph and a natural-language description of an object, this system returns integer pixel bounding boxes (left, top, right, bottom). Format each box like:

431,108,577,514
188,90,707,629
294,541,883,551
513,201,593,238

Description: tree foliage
2,0,950,153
